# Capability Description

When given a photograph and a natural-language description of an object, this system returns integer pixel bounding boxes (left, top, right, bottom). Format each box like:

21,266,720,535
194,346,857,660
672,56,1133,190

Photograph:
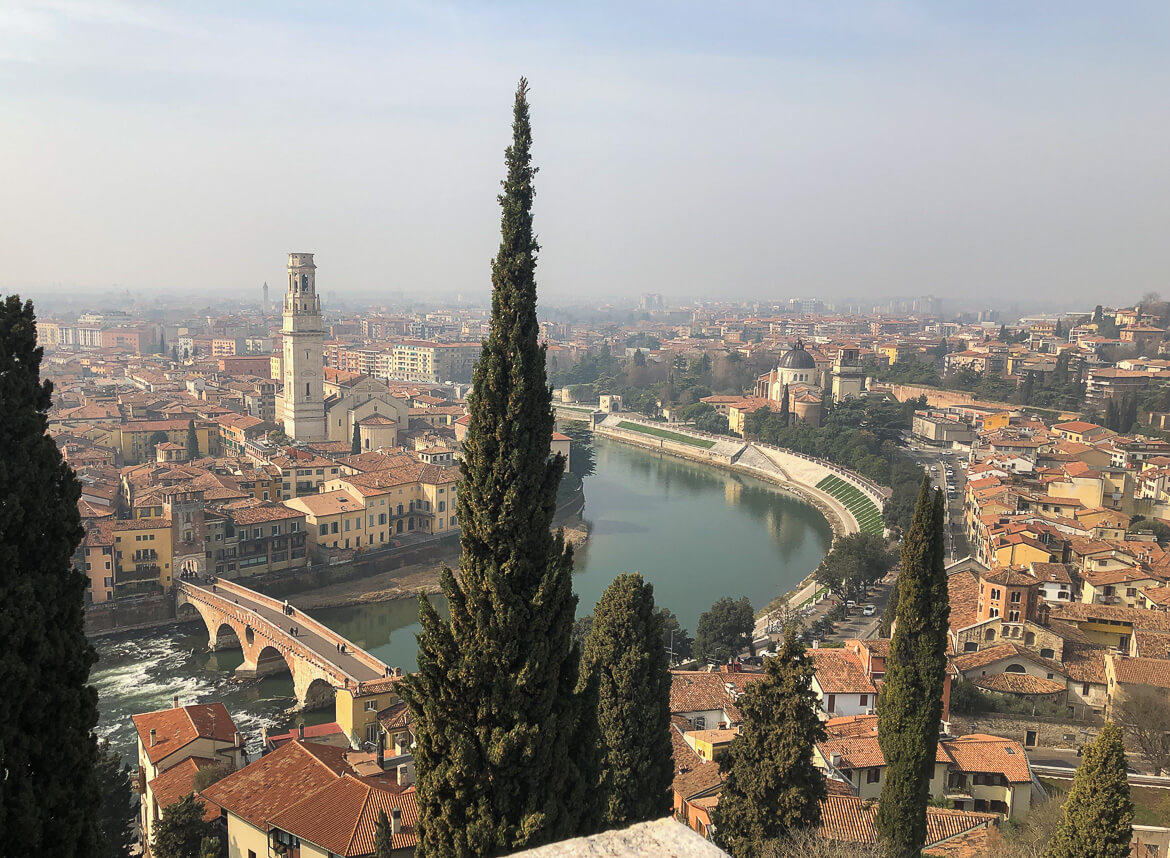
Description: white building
279,253,327,440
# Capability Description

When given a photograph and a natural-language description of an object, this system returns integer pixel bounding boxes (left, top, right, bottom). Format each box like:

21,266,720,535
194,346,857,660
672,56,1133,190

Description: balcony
118,566,160,584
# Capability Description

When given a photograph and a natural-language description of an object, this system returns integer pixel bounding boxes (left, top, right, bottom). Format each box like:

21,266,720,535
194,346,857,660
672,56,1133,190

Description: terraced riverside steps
816,474,885,535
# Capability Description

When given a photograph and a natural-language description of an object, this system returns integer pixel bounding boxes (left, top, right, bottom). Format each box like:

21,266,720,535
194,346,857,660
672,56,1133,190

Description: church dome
777,340,816,370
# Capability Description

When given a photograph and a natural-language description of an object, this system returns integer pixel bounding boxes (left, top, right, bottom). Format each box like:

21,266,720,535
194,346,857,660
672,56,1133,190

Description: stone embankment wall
593,414,890,539
85,594,176,637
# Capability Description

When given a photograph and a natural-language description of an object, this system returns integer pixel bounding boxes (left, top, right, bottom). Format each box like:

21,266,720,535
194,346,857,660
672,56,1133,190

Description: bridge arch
251,644,294,679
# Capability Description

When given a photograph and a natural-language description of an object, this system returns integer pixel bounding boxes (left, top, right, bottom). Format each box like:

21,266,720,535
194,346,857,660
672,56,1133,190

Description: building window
867,767,880,784
1010,591,1022,603
319,524,328,536
859,695,868,708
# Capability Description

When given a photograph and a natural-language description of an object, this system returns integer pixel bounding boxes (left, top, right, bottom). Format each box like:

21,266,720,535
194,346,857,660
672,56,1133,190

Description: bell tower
281,252,326,440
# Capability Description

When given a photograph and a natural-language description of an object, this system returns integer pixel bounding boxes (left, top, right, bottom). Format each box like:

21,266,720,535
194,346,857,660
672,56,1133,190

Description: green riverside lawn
615,421,716,449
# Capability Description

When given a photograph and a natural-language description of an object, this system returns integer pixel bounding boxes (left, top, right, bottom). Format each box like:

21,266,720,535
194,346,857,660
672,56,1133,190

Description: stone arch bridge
176,579,389,710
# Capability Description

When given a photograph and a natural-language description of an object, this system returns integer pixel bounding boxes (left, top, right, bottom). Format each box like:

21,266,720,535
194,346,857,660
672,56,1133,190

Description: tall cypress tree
0,296,101,855
401,79,595,857
713,629,826,857
186,418,199,460
779,383,790,426
1046,722,1133,858
581,573,672,828
875,477,949,858
351,421,362,455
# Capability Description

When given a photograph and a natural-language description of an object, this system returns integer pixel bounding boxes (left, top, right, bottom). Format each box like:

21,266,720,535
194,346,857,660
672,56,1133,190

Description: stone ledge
509,818,729,857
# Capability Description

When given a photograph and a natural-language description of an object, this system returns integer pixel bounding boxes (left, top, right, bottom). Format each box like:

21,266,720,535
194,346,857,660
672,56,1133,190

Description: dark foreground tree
875,479,949,857
713,629,827,857
351,421,362,454
95,740,135,858
1045,722,1133,858
694,596,755,664
0,296,101,855
374,809,395,858
581,573,672,827
186,418,199,459
400,79,597,857
152,793,215,858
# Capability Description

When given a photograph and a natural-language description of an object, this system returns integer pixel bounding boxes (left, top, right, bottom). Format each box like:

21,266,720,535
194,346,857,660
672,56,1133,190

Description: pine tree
374,809,395,858
95,740,135,858
352,421,362,454
581,573,672,828
186,419,199,460
152,793,214,858
0,296,101,855
875,477,949,858
713,629,827,857
400,79,596,857
1046,722,1133,858
779,383,790,426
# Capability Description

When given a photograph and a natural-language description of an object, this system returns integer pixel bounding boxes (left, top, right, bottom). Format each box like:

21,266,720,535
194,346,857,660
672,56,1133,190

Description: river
93,436,832,762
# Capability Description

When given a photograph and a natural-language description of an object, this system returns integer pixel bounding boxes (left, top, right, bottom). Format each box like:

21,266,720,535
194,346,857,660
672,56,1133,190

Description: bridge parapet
206,579,389,679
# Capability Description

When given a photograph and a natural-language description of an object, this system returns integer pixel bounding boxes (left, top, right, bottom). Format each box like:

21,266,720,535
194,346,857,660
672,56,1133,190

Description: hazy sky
3,2,1169,307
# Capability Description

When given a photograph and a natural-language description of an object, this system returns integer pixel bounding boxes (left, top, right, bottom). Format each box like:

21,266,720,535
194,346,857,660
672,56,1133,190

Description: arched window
1005,664,1026,674
985,628,996,640
1025,632,1036,646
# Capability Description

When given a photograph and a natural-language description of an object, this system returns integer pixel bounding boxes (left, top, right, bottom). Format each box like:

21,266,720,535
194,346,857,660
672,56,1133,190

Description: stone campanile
281,252,326,440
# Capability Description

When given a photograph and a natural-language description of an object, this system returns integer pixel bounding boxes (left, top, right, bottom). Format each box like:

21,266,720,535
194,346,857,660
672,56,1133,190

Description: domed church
755,339,824,427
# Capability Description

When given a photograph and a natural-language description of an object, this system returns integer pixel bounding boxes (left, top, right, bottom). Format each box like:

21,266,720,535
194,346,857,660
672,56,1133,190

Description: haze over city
4,1,1170,308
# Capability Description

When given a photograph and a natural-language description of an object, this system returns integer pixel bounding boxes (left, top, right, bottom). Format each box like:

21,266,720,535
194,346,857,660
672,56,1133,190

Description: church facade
755,339,825,427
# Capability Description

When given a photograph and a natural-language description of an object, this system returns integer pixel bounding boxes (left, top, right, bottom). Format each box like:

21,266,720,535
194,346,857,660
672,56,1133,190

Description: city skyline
4,2,1170,305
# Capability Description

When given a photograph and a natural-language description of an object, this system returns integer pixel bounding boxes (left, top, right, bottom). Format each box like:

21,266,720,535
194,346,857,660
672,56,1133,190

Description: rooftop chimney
377,737,385,768
172,694,179,709
297,723,305,741
149,728,157,747
397,761,415,788
390,807,402,835
234,731,244,749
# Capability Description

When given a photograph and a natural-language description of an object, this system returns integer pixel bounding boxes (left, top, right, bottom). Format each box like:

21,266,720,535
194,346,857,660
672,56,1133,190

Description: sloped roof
972,673,1066,696
267,774,417,855
147,757,222,821
132,703,238,765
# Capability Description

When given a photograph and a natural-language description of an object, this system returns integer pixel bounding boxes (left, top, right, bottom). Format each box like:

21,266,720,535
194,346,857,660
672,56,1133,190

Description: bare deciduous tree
1115,685,1170,775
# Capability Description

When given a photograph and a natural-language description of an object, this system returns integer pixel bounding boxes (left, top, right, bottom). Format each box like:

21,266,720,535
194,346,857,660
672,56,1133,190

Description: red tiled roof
147,757,222,822
1110,655,1170,690
943,735,1032,782
132,703,239,765
818,794,996,847
267,774,417,855
199,740,355,829
971,673,1066,695
810,649,877,695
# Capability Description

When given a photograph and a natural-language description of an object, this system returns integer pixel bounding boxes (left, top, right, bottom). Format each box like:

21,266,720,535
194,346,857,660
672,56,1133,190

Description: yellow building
685,728,737,762
119,419,218,465
335,676,407,747
113,517,174,595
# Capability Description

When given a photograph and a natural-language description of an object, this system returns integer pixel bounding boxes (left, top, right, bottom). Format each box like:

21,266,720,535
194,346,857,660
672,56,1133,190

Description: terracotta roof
1061,642,1108,685
1030,562,1074,584
948,570,982,633
982,568,1040,587
265,722,346,749
818,794,996,848
1134,630,1170,659
942,735,1032,782
810,649,877,695
971,673,1066,695
668,671,768,721
951,643,1064,676
147,757,222,821
132,703,239,765
1050,601,1170,632
199,740,355,829
1110,655,1170,690
267,774,417,855
230,504,305,525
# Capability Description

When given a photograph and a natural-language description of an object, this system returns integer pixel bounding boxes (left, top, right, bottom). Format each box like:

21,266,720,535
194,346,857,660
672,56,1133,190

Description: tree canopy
694,596,755,664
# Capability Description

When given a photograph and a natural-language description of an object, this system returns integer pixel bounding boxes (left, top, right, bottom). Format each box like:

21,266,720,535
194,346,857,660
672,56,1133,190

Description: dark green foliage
199,836,220,858
152,793,215,858
659,607,692,663
571,614,593,654
1045,722,1133,858
352,421,362,454
95,739,135,858
400,80,597,857
815,532,897,603
149,429,169,450
712,630,827,857
632,348,646,367
190,763,231,793
374,809,395,858
1128,516,1170,545
560,423,596,478
876,479,950,858
186,419,199,459
694,596,755,664
678,402,729,435
581,574,672,827
779,383,790,426
0,296,101,856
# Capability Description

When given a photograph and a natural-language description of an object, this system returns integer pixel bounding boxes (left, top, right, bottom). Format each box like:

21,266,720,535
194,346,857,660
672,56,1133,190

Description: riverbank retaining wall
85,595,176,637
593,413,889,540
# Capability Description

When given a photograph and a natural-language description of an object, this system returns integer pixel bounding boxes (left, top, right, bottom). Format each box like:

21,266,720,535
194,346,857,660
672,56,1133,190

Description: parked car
862,604,877,617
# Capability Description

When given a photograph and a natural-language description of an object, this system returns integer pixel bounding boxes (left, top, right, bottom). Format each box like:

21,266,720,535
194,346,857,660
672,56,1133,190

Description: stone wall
950,712,1102,749
85,594,176,637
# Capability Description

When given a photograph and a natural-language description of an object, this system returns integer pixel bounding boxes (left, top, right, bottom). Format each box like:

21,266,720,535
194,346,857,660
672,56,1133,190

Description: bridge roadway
176,579,389,706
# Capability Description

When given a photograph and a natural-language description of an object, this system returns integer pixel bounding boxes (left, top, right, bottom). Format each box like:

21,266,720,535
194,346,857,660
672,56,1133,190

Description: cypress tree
95,739,135,858
1046,722,1133,858
401,79,596,857
0,295,101,855
186,418,199,460
712,629,827,857
581,573,672,828
351,421,362,454
779,383,790,426
152,793,214,858
875,477,949,858
373,809,395,858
